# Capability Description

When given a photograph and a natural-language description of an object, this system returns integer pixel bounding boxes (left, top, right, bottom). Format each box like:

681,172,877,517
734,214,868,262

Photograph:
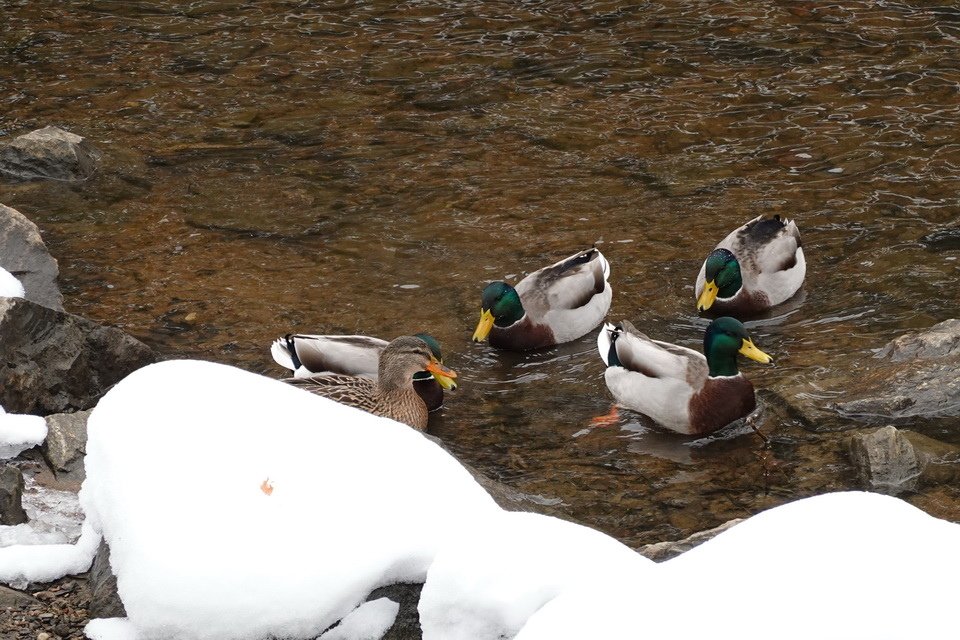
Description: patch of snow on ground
0,470,85,547
84,617,138,640
78,359,499,640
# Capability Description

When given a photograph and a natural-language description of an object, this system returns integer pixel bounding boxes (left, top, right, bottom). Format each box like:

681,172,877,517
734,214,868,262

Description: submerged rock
0,126,101,182
0,465,28,525
637,518,744,562
0,204,63,310
0,298,157,415
834,319,960,422
847,425,960,495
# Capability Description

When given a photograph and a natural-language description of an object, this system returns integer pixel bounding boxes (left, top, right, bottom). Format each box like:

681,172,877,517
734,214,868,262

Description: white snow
419,510,655,640
318,598,400,640
514,491,960,640
76,359,499,640
0,519,100,589
0,404,47,459
84,618,138,640
0,266,25,298
1,359,958,640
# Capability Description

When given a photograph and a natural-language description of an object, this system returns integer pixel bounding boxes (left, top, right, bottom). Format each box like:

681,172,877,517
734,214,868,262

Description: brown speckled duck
284,336,457,430
597,317,772,436
695,215,805,317
271,332,448,412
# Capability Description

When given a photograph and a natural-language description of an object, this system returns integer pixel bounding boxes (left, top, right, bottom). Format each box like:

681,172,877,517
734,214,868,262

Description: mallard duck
271,332,448,411
596,317,772,436
472,248,612,351
695,214,805,317
284,335,457,430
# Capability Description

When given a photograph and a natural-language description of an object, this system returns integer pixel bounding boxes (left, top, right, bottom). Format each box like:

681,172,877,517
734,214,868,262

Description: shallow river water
3,1,959,546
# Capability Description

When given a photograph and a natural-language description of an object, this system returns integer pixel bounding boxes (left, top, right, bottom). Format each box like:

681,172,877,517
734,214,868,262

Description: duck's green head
411,333,450,386
473,281,524,342
698,249,742,311
703,316,773,377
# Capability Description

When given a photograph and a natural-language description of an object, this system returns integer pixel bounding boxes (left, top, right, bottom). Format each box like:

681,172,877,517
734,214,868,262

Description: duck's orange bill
426,360,458,390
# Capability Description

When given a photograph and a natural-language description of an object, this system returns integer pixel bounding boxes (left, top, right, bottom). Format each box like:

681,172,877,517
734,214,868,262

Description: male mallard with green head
472,248,611,351
695,215,805,317
597,317,772,436
284,335,457,430
271,332,448,411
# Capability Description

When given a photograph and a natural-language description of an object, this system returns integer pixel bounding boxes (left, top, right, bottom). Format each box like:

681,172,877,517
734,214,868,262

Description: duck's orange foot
589,406,620,428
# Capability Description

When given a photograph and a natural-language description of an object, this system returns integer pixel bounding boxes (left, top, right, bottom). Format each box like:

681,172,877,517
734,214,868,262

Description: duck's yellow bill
426,360,458,390
739,338,773,364
472,309,494,342
697,281,718,312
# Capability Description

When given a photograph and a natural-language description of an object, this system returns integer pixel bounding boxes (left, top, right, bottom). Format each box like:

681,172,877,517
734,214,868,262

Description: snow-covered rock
515,492,960,640
419,510,655,640
0,404,47,459
0,203,63,310
78,359,499,640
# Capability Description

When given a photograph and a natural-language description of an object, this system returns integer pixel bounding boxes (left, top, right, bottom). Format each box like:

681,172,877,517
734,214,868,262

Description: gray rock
846,426,922,495
88,540,125,619
876,319,960,362
366,584,422,640
847,426,960,495
834,320,960,422
0,297,157,415
42,410,90,481
0,465,28,525
0,584,38,608
0,126,101,182
0,203,63,310
637,518,744,562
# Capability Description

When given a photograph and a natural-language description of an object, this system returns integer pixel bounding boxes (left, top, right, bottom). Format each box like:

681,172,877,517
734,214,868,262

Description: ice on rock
0,404,48,459
0,266,25,298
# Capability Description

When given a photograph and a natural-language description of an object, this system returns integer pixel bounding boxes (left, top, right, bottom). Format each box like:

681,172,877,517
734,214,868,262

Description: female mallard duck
597,317,772,436
284,335,457,431
472,248,612,351
695,215,805,317
271,332,448,412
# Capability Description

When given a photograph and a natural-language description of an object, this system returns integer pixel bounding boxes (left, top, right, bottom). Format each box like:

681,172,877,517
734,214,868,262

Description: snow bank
0,519,100,589
78,359,499,640
515,492,960,640
0,266,25,298
419,510,656,640
0,404,47,459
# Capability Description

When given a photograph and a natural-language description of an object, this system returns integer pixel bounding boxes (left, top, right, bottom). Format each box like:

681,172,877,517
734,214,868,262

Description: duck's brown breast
687,375,756,436
490,317,556,351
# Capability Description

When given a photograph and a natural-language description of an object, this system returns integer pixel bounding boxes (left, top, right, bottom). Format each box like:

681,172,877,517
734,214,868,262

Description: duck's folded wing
272,334,386,377
284,374,379,411
517,248,610,314
614,328,707,387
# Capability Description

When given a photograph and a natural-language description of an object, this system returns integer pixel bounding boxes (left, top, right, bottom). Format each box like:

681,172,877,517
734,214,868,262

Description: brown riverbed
3,1,959,547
